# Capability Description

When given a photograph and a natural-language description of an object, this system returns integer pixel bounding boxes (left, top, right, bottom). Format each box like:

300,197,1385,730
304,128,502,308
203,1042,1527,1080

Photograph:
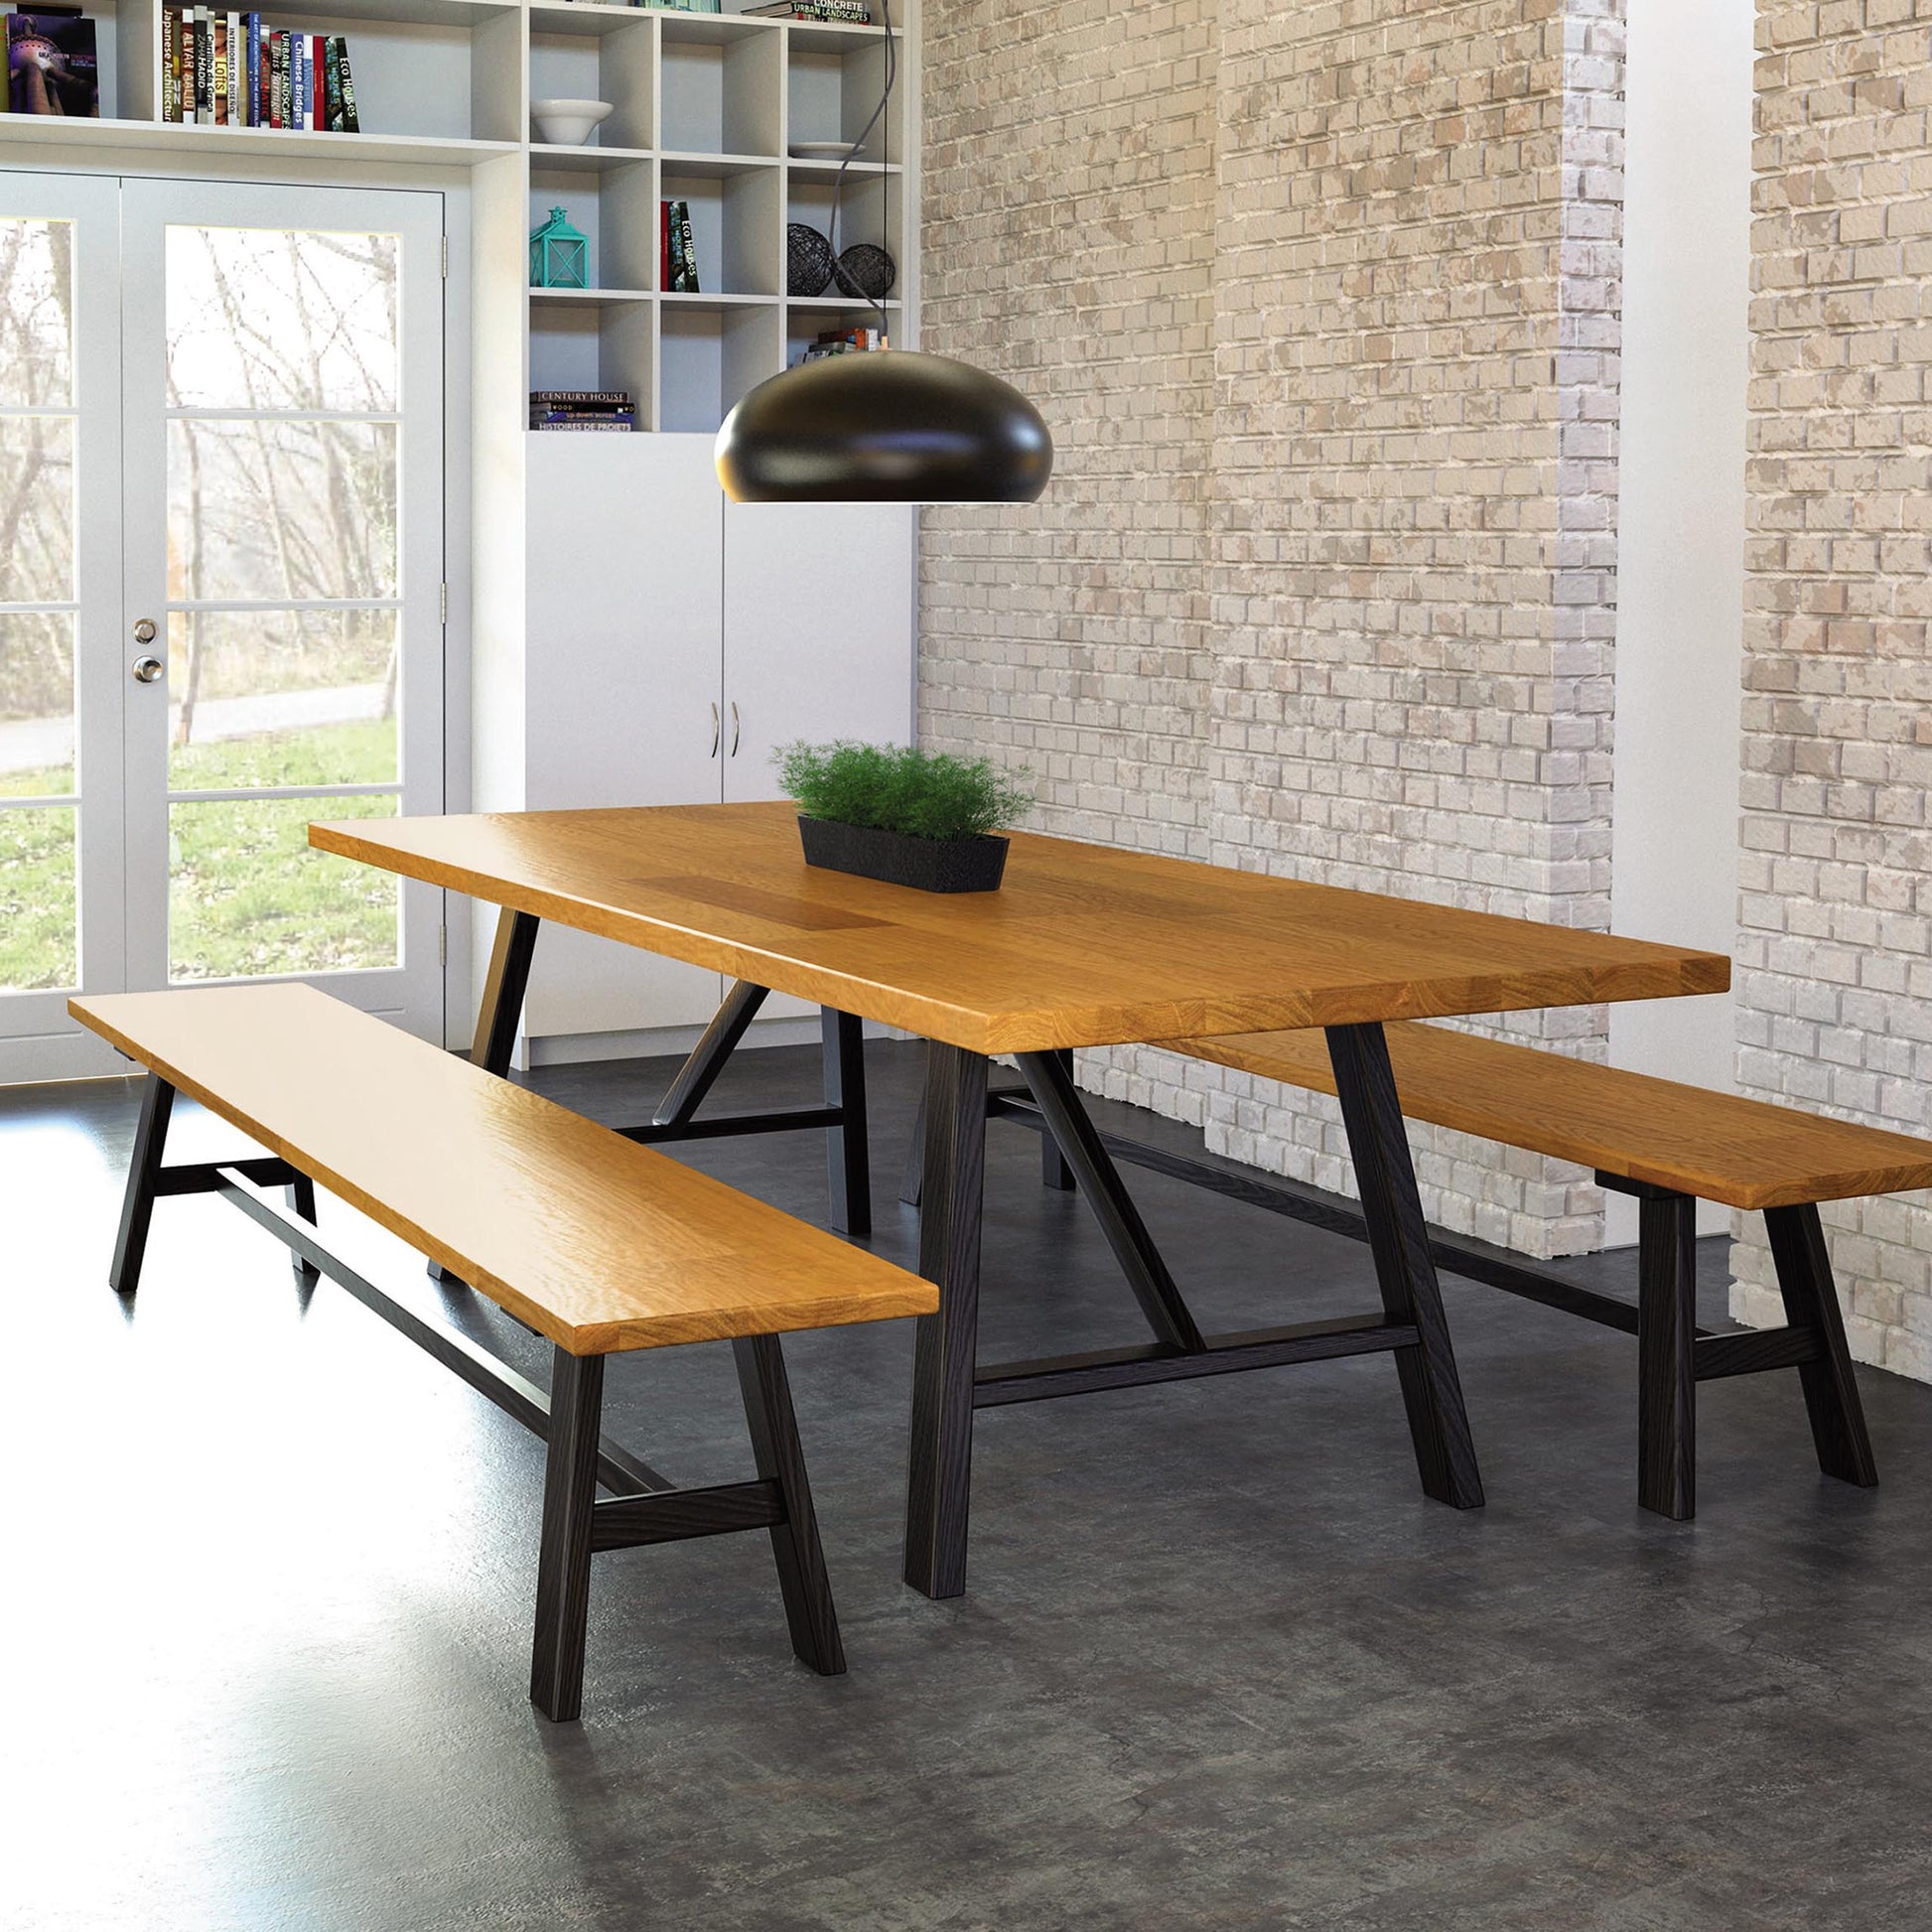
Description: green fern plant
774,741,1035,843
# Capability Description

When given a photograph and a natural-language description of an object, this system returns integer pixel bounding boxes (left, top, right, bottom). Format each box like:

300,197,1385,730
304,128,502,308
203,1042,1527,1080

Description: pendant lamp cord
827,0,895,344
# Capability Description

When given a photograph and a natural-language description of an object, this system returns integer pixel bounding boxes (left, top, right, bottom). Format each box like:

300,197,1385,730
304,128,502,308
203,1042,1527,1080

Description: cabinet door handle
730,701,741,757
710,701,720,759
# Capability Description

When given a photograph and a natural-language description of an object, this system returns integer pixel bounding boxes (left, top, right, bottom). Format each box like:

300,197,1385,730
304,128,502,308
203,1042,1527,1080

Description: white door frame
0,172,126,1081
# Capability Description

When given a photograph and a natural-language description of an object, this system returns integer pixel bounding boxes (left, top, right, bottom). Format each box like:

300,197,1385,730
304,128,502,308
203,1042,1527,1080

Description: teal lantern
530,207,590,290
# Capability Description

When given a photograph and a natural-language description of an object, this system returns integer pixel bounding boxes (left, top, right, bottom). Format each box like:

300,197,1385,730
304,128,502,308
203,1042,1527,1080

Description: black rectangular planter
797,815,1009,894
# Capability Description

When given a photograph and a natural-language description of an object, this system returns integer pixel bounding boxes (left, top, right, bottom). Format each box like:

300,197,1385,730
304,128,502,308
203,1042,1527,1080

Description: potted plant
775,740,1035,894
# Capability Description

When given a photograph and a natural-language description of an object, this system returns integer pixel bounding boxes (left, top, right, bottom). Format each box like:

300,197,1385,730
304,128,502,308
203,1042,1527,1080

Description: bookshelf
0,0,917,432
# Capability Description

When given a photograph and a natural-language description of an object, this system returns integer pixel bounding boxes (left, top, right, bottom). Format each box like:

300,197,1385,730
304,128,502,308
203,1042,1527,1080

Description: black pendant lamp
712,0,1052,506
715,350,1052,504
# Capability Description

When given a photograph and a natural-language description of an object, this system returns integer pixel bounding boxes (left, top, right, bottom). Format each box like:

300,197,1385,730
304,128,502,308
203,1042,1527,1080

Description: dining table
312,799,1731,1599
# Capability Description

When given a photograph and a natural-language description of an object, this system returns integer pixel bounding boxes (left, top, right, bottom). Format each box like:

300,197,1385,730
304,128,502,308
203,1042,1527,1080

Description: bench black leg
904,1041,990,1598
110,1073,176,1297
530,1345,606,1723
1325,1023,1484,1510
1765,1203,1878,1490
821,1008,872,1239
1039,1049,1076,1191
1638,1191,1698,1520
735,1334,846,1675
286,1174,321,1290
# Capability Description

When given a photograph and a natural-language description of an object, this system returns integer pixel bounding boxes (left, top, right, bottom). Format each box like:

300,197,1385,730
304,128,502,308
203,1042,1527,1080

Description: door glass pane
0,417,74,602
165,226,399,412
167,419,398,602
0,805,75,991
0,613,75,797
167,609,398,792
0,216,73,407
169,793,399,982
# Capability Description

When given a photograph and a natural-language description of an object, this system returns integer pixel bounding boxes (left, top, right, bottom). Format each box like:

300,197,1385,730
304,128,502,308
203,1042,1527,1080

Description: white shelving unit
0,0,915,431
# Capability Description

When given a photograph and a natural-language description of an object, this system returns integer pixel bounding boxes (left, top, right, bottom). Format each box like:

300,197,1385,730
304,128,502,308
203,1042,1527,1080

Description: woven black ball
786,223,834,298
833,242,897,302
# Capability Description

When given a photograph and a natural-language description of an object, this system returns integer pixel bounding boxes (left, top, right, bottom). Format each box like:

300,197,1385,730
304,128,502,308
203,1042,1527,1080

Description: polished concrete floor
6,1038,1932,1930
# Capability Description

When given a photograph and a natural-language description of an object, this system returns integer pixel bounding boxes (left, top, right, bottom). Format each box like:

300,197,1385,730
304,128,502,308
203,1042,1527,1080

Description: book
745,1,872,18
662,199,699,294
9,9,99,116
229,11,242,125
211,11,225,125
337,34,357,131
530,390,632,405
195,10,211,123
162,7,178,120
323,33,342,132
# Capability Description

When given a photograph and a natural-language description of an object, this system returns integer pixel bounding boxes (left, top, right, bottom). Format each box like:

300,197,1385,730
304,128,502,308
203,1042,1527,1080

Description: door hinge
441,235,449,278
438,925,448,967
440,582,448,624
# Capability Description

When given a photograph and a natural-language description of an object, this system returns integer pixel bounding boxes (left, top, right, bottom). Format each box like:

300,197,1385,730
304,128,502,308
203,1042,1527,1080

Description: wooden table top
313,801,1731,1055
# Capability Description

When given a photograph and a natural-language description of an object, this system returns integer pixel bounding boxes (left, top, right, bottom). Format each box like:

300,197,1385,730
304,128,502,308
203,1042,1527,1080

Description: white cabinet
515,433,914,1051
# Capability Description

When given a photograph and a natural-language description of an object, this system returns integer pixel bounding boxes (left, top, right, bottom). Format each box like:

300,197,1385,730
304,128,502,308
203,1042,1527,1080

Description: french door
0,172,445,1082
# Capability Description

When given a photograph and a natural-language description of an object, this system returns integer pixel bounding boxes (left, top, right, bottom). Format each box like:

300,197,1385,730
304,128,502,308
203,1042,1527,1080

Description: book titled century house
161,10,359,130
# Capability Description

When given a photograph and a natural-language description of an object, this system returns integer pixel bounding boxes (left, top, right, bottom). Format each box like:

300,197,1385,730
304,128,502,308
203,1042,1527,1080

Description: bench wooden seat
71,984,934,1722
1160,1021,1924,1520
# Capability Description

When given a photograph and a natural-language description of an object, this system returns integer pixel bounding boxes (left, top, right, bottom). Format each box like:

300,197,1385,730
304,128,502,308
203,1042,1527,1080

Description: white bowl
532,98,615,147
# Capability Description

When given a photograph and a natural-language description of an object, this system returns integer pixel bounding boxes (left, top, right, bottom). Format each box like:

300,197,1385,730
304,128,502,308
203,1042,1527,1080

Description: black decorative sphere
833,242,897,302
786,223,834,298
715,350,1053,504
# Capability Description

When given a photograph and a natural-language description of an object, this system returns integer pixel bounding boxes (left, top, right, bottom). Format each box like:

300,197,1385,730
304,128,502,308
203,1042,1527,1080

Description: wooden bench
71,985,935,1723
1155,1022,1932,1520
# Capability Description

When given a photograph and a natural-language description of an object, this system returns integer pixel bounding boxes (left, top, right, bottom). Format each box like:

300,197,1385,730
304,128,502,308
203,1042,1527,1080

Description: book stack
7,10,100,117
160,11,359,131
660,201,699,295
800,326,887,363
529,390,636,433
746,1,873,20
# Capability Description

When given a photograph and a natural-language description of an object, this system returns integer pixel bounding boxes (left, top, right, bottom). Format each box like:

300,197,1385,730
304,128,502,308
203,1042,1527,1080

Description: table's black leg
473,907,542,1077
1324,1023,1484,1510
899,1045,927,1207
1040,1048,1076,1191
1764,1202,1878,1489
1637,1191,1698,1519
110,1071,175,1296
821,1008,871,1238
530,1345,606,1723
903,1041,989,1599
434,907,541,1286
1016,1048,1204,1353
652,979,769,1128
286,1173,322,1291
734,1333,846,1674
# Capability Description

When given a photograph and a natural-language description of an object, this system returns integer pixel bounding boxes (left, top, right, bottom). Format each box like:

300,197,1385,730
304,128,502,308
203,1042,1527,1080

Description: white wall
1607,0,1754,1242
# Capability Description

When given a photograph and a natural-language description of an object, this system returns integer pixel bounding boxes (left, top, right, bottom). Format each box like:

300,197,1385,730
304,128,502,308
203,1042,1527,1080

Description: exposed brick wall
1734,0,1932,1374
920,0,1627,1257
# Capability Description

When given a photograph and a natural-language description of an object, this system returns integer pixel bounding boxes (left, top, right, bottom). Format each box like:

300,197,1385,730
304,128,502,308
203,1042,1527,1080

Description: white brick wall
1735,0,1932,1376
920,0,1627,1258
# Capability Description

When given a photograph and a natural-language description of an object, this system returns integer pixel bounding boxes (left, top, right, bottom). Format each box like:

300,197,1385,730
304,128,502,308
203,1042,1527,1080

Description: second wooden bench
1156,1022,1932,1520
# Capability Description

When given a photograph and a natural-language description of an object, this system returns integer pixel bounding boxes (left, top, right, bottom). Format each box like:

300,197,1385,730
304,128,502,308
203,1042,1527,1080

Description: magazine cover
8,14,99,117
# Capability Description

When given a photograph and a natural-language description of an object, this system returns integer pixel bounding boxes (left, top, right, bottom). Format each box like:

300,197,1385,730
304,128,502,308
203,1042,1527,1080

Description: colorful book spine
244,13,258,126
196,11,211,125
338,37,358,132
677,200,698,294
161,9,177,121
211,12,225,125
311,35,323,131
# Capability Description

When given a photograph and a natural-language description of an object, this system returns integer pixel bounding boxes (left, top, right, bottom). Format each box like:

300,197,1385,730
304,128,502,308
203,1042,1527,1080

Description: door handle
131,655,164,684
730,701,740,757
709,701,720,758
